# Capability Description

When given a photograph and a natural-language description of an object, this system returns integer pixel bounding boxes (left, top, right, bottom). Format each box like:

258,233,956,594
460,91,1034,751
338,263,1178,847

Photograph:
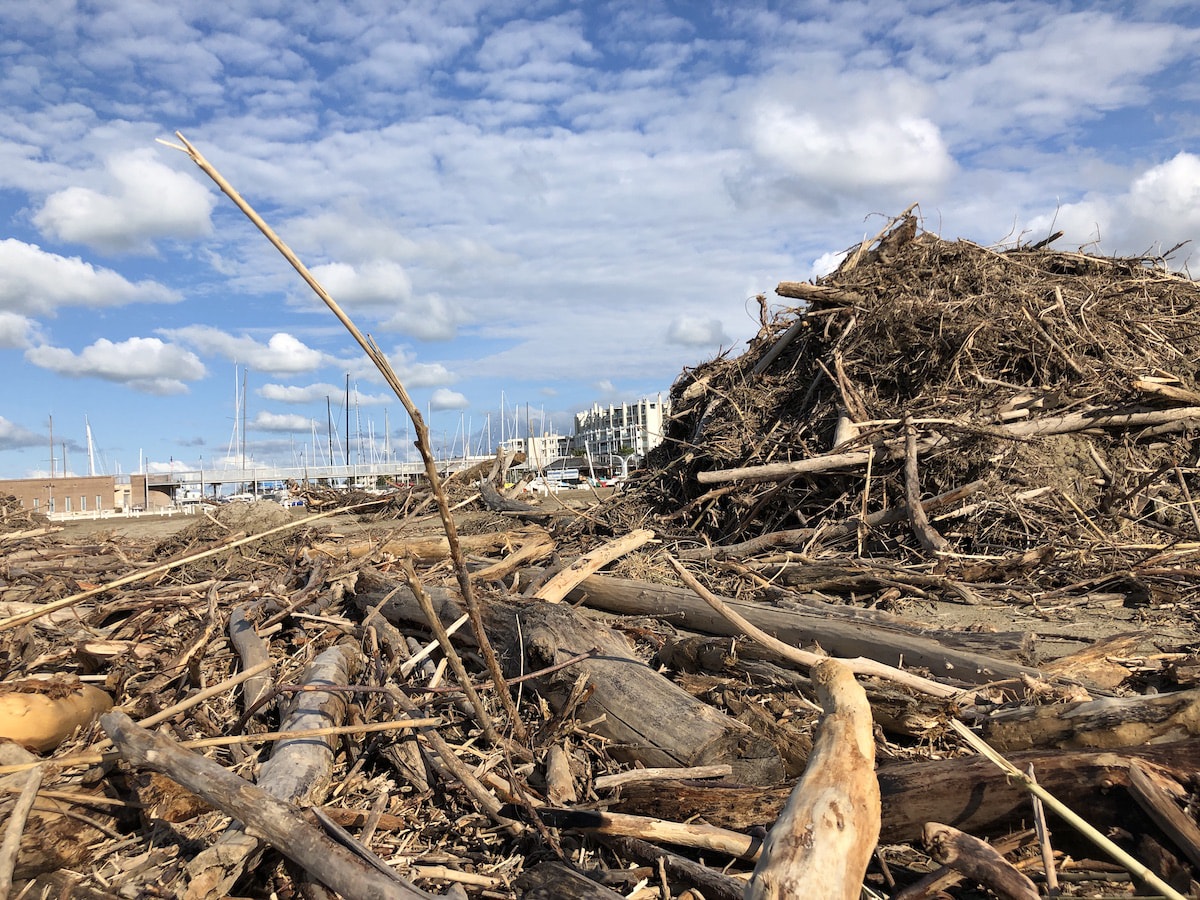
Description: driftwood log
185,641,363,898
100,711,432,900
923,823,1039,900
746,659,880,899
613,740,1200,845
980,687,1200,751
557,572,1047,686
353,568,785,783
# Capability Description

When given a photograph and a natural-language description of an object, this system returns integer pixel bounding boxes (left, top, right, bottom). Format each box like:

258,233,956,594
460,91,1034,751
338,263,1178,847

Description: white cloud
166,326,325,374
429,388,468,410
309,259,459,340
666,316,731,347
1025,153,1200,260
259,381,397,405
0,239,180,315
25,336,206,395
0,312,38,348
250,411,311,432
34,150,216,253
751,102,953,192
343,346,457,389
810,250,849,280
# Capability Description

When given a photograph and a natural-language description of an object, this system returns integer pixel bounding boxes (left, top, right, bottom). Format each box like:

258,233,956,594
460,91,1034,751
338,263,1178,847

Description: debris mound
624,212,1200,584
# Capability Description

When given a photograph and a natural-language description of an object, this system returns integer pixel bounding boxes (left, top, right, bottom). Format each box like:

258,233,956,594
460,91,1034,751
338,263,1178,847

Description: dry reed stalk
949,719,1189,900
162,132,528,743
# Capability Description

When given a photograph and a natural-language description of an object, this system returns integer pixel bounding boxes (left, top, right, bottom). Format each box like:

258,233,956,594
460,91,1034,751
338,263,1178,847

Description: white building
499,433,573,469
573,395,670,463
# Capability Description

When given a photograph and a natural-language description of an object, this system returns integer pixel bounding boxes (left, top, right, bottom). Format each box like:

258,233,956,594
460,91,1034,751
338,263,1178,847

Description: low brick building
0,474,131,514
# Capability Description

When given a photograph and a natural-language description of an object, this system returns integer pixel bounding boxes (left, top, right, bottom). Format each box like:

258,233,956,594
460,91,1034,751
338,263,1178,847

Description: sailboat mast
86,417,96,476
344,373,350,467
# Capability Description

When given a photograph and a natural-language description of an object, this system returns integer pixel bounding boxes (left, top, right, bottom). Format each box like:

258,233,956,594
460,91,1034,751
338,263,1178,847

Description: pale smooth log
903,415,949,553
185,642,363,899
101,711,431,899
532,528,655,603
746,660,880,900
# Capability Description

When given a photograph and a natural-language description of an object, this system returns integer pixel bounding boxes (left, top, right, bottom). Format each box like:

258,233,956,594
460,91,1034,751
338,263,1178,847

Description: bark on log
746,660,880,900
185,642,363,899
100,711,432,899
611,741,1200,844
599,835,746,900
228,603,272,713
980,687,1200,751
923,823,1038,900
559,572,1047,686
353,569,784,784
513,861,626,899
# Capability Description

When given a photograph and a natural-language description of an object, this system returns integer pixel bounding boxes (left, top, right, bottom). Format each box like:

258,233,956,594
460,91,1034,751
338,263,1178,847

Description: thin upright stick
398,558,499,745
161,132,526,742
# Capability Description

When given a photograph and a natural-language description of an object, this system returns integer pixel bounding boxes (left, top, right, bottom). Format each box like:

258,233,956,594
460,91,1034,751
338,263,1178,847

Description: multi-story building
498,433,573,469
572,394,670,464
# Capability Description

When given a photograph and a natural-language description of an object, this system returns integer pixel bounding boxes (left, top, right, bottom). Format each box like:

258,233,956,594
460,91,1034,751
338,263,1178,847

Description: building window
81,496,87,511
96,495,102,510
64,496,72,512
32,499,38,510
48,498,54,513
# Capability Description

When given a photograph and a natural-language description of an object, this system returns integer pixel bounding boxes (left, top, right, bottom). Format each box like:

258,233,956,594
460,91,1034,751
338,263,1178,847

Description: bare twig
163,132,527,742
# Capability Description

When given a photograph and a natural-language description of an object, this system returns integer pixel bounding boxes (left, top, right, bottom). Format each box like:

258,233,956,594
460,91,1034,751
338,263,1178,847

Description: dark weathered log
560,572,1046,686
981,687,1200,751
600,835,746,900
923,823,1038,900
353,569,784,784
612,741,1200,844
1127,762,1200,872
513,861,626,899
100,711,432,900
746,660,880,900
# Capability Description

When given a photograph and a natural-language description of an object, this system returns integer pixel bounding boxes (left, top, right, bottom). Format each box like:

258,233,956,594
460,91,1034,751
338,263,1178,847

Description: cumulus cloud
0,312,39,348
34,150,216,253
250,411,312,432
25,336,206,394
429,388,468,410
310,259,458,340
1026,153,1200,260
166,326,325,374
751,102,954,192
666,316,731,347
0,239,180,315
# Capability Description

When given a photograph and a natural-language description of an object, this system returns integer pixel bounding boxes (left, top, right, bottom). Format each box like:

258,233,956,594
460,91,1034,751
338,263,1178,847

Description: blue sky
1,0,1198,478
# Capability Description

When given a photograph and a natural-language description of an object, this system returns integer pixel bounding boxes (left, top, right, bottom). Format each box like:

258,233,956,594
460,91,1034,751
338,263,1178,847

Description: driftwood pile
4,213,1200,899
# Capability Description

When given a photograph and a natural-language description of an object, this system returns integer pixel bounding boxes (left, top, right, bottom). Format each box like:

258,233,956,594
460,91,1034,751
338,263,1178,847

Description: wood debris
5,213,1200,897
